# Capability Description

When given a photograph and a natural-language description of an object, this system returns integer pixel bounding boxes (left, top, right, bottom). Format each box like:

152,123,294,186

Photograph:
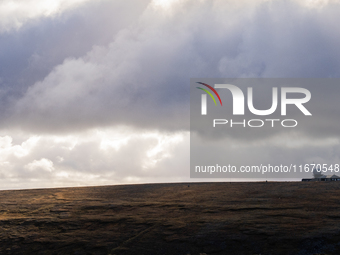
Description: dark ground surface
1,182,340,255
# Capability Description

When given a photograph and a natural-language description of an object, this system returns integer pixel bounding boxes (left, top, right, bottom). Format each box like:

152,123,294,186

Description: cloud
0,0,92,33
1,0,338,134
0,0,150,99
0,127,189,189
25,158,55,172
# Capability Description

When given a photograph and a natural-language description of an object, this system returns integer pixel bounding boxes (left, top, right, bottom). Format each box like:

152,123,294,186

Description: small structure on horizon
302,167,340,181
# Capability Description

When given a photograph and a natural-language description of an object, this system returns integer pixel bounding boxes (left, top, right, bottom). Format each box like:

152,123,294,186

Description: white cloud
297,0,340,8
0,128,189,189
0,0,92,33
0,135,39,160
151,0,179,8
25,158,55,172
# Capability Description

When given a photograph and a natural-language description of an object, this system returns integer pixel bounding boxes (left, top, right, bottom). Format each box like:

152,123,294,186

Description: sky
0,0,340,189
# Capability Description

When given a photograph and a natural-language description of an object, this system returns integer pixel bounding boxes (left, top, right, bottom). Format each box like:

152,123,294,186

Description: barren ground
0,182,340,254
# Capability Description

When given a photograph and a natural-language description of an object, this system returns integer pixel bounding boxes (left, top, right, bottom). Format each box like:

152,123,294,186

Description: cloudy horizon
0,0,340,189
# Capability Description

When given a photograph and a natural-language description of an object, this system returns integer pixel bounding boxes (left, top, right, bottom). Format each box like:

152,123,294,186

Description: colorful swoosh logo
196,82,223,106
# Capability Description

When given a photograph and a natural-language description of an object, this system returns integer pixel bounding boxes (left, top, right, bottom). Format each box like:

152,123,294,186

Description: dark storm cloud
0,0,338,134
0,0,150,119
